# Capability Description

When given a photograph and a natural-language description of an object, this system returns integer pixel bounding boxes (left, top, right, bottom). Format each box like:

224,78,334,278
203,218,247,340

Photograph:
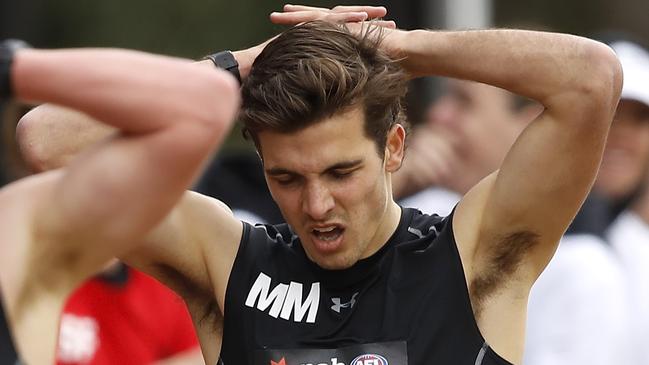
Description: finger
326,11,369,23
331,5,387,18
283,4,388,19
352,20,397,29
371,20,397,29
283,4,330,12
270,10,327,25
270,10,368,25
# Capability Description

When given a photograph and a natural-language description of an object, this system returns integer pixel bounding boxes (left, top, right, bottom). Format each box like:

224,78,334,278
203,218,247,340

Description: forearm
12,48,237,134
399,29,622,111
11,47,240,269
13,49,237,172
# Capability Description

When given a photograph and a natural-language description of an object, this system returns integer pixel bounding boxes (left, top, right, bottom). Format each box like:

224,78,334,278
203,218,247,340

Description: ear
384,124,406,172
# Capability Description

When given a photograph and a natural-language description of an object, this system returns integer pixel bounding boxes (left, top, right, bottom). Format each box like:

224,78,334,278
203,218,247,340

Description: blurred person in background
393,77,631,365
596,37,649,365
0,39,239,365
57,261,203,365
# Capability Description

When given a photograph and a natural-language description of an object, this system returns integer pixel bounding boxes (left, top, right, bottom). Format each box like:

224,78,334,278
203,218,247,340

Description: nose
302,181,335,221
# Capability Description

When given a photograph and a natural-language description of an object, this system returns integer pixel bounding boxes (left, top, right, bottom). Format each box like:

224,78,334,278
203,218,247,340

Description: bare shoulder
182,191,244,306
124,190,243,314
170,190,243,259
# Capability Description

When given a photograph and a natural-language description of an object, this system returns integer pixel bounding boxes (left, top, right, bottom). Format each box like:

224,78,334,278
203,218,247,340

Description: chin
314,254,357,271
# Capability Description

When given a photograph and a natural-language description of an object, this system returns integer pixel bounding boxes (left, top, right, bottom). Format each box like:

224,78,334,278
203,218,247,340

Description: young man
0,41,239,364
17,5,622,365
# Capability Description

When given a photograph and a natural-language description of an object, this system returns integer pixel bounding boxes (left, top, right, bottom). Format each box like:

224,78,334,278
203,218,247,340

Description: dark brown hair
241,21,409,156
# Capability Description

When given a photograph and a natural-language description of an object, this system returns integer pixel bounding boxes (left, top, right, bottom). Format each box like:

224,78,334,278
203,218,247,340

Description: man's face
596,100,649,201
258,107,404,270
425,80,529,192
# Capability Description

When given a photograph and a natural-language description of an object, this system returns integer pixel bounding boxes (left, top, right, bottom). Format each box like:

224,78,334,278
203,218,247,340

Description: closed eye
329,168,357,180
274,175,299,186
274,177,296,186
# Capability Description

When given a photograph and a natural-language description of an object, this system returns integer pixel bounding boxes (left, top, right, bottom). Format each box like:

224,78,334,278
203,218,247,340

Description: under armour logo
331,292,359,313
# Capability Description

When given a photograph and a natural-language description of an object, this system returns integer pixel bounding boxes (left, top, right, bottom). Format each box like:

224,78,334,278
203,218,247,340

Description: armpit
154,262,222,327
470,230,540,316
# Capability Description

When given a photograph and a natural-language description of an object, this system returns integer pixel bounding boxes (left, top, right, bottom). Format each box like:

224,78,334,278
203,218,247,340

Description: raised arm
397,27,622,363
0,46,238,364
272,8,622,277
13,48,239,273
391,30,622,273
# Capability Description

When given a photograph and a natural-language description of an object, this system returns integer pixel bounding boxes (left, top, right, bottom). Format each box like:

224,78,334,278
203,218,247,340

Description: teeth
314,226,336,233
319,234,338,242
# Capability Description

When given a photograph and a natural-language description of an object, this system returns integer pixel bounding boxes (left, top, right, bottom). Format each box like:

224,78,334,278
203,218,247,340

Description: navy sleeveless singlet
219,207,512,365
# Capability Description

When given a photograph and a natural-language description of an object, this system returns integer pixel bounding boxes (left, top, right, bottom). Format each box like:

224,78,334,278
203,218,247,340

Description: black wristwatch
203,50,241,85
1,39,30,100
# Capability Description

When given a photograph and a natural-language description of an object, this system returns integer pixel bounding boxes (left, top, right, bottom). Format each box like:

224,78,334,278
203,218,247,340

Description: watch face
213,51,238,69
207,51,240,83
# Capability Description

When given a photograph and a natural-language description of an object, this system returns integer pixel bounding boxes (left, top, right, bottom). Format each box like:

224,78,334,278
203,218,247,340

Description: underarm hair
469,230,540,316
154,262,221,326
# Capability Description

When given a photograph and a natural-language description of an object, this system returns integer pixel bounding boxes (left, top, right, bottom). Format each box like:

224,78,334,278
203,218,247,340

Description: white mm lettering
245,272,288,318
245,272,320,323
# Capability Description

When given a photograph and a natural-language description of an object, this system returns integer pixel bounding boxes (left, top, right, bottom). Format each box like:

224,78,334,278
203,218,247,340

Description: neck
364,199,402,259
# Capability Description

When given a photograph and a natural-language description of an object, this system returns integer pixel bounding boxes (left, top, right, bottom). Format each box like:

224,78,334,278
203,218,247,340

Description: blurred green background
2,0,647,56
1,0,648,172
2,0,647,122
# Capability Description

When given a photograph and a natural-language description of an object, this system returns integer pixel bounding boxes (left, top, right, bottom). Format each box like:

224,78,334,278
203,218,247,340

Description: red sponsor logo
271,358,287,365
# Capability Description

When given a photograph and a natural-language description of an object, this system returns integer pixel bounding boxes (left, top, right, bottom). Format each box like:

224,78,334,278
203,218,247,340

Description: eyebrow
265,159,364,176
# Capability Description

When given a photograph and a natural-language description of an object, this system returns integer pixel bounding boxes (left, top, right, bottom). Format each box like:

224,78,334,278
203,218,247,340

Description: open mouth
310,225,345,253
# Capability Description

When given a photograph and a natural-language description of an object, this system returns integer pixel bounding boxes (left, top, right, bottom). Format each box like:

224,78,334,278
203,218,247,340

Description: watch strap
1,39,30,100
203,50,241,84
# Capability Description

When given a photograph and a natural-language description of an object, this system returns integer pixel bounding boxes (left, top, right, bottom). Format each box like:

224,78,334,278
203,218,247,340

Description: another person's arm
0,47,238,364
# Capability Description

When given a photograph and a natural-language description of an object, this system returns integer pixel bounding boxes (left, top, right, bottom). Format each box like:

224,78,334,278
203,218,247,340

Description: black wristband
203,50,241,84
1,39,30,100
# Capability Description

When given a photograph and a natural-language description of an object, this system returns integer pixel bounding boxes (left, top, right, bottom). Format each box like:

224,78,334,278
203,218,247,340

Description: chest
224,247,485,365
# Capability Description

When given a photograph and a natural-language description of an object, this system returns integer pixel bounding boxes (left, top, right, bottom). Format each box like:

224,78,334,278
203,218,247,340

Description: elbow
158,70,240,157
576,42,624,119
191,69,241,137
16,109,46,172
16,106,60,172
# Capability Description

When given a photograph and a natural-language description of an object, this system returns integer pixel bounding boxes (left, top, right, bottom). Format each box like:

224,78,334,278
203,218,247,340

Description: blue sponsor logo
350,354,388,365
